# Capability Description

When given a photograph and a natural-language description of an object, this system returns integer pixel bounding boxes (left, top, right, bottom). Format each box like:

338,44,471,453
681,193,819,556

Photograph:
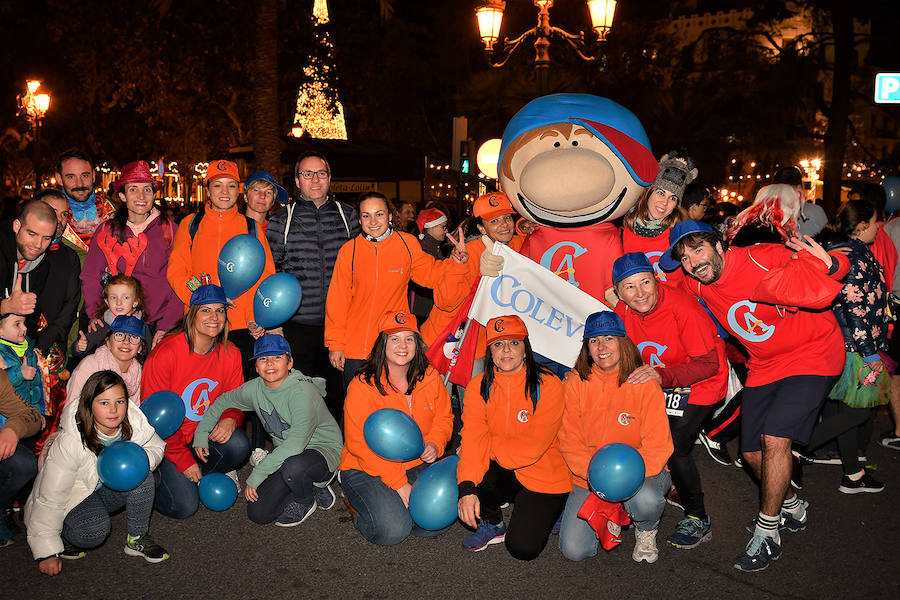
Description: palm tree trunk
822,1,854,218
252,0,281,177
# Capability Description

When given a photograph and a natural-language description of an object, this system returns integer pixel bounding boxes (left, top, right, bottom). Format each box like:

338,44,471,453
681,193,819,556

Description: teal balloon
253,273,302,329
140,391,185,439
883,176,900,213
409,456,460,530
363,408,425,462
198,472,238,511
217,234,265,299
97,441,150,491
588,443,645,502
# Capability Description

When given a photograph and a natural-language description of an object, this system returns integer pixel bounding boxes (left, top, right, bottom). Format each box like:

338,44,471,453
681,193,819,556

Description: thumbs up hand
1,274,37,315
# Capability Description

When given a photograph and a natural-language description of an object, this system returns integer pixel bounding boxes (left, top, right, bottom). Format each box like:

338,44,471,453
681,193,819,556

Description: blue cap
251,334,292,360
190,284,228,307
245,171,288,205
109,315,146,339
583,311,626,339
612,252,654,284
658,220,715,271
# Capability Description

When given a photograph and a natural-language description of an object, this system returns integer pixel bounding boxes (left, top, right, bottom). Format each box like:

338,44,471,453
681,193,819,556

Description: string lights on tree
290,0,348,140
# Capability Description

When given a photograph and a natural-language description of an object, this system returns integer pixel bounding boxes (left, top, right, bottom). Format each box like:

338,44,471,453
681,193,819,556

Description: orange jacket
457,368,572,494
166,203,275,332
339,367,453,489
559,367,673,489
420,235,525,348
325,231,468,360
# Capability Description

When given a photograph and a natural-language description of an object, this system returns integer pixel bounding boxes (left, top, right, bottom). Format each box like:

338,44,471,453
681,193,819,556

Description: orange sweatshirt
166,203,275,332
339,367,453,489
420,235,525,349
325,231,469,360
457,368,572,495
559,367,673,489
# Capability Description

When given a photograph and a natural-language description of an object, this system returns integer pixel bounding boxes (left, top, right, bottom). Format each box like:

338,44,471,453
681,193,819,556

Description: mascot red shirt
499,94,659,301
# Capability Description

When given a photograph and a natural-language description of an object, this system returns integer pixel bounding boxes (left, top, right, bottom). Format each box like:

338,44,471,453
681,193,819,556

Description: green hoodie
193,370,343,489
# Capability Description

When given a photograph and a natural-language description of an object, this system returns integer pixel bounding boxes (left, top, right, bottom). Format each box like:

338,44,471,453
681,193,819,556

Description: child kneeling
193,335,342,526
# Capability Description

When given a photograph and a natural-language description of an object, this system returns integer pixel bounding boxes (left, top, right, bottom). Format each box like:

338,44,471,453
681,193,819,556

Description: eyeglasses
112,332,142,345
297,170,330,180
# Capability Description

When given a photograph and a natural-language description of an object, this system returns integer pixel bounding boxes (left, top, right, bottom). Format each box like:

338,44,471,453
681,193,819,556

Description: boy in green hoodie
193,335,343,526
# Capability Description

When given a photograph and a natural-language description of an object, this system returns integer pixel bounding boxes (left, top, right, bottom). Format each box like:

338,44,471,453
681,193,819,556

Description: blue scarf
64,189,99,223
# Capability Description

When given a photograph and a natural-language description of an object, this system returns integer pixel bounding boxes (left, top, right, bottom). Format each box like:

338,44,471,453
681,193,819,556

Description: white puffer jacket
25,401,164,560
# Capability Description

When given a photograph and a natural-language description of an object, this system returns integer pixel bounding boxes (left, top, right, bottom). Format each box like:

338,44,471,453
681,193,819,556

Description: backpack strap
188,205,206,245
335,200,351,239
245,215,257,237
283,202,296,246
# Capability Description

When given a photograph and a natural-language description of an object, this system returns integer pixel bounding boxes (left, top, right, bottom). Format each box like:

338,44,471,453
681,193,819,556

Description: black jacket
266,196,360,326
0,224,81,355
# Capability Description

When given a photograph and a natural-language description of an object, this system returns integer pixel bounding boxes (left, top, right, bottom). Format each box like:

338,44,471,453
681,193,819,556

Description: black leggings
247,449,333,524
477,460,568,561
804,401,872,476
668,403,717,519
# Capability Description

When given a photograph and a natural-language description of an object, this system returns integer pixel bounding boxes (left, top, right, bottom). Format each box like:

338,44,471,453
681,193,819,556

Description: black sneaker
314,484,336,510
838,472,885,494
744,500,808,534
880,431,900,451
790,456,804,490
805,449,841,465
124,533,169,563
60,540,86,560
275,501,316,527
733,533,781,572
699,432,733,466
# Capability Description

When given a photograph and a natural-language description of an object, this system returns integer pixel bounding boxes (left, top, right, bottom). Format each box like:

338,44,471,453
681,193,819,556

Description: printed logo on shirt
181,378,220,421
644,251,667,282
727,300,775,343
636,341,668,367
540,241,588,288
617,412,635,426
517,409,530,423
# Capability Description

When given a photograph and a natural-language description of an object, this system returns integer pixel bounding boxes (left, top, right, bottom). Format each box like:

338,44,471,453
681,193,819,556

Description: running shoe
698,432,732,466
666,515,711,549
315,484,337,510
733,532,781,572
632,529,659,563
462,521,506,552
838,472,885,494
880,431,900,451
124,533,169,563
275,501,317,527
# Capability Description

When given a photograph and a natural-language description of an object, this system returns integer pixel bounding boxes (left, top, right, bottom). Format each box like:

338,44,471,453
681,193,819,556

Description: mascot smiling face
499,94,657,228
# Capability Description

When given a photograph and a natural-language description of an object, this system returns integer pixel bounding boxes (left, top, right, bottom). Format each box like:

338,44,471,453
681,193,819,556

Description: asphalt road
3,415,898,600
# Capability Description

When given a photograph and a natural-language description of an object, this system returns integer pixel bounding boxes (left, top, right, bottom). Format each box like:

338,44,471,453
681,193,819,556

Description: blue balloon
198,472,238,512
97,441,150,491
363,408,425,462
588,443,645,502
217,234,265,299
253,273,302,329
140,391,185,439
409,456,460,530
883,176,900,213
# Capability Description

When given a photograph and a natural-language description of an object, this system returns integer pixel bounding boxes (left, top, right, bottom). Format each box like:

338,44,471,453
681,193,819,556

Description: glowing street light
17,79,52,190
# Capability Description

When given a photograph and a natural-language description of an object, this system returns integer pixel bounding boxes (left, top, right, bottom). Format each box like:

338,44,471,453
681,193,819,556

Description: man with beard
660,220,849,572
54,149,113,254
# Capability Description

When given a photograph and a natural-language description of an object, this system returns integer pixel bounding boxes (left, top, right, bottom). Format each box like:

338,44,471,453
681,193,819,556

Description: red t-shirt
141,333,245,472
621,226,685,288
679,244,845,387
616,285,727,405
520,223,623,301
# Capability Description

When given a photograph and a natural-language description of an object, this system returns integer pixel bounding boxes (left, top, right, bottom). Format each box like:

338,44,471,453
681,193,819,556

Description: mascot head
499,93,657,228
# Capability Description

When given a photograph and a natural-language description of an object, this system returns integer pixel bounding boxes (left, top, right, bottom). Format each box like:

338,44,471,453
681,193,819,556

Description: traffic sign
875,73,900,103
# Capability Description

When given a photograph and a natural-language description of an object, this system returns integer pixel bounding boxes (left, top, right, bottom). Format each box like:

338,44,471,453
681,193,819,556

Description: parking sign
875,73,900,103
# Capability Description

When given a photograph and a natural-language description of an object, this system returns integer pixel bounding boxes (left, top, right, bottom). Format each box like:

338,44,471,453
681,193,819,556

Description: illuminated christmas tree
290,0,348,140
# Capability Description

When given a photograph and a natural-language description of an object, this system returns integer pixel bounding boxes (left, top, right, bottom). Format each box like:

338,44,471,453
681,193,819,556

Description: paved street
3,415,899,600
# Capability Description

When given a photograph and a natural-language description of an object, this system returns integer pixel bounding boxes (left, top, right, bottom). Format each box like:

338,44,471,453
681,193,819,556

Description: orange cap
485,315,528,345
206,160,240,183
378,310,419,335
474,192,514,220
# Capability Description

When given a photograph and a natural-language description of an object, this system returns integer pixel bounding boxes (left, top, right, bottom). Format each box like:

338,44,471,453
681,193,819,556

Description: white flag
469,243,610,367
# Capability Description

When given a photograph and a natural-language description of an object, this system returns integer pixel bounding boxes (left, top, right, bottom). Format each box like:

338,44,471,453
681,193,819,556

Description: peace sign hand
447,228,469,264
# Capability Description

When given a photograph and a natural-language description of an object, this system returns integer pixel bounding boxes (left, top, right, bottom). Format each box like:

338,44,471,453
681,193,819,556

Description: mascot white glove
479,236,504,277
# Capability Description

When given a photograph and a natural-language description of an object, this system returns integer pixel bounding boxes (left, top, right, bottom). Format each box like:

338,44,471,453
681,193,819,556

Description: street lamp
475,0,616,94
17,79,51,191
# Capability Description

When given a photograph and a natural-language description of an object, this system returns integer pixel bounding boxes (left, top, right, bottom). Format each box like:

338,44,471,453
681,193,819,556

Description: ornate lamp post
17,80,51,191
475,0,616,94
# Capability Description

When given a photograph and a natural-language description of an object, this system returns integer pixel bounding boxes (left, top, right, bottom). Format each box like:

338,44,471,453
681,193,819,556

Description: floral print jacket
827,237,889,359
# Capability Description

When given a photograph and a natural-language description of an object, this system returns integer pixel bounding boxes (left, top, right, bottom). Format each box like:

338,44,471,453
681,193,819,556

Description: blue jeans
154,429,250,519
559,471,671,562
339,463,449,546
0,443,37,511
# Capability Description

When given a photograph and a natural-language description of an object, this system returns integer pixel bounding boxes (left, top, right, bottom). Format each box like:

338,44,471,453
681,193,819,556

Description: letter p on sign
875,73,900,103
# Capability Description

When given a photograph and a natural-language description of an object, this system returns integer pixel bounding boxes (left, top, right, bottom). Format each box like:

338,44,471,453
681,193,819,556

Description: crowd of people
1,146,898,579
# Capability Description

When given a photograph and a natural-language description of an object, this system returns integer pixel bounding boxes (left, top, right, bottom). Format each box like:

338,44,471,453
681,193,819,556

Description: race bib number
663,387,691,418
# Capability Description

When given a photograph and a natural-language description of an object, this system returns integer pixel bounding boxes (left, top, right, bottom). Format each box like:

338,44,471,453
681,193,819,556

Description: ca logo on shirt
517,409,530,423
645,251,667,282
637,341,668,367
540,241,587,288
617,412,635,426
727,300,775,343
181,378,220,421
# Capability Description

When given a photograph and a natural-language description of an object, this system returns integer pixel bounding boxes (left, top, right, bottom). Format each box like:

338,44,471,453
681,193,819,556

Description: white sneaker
249,448,270,467
224,470,240,487
633,529,659,563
